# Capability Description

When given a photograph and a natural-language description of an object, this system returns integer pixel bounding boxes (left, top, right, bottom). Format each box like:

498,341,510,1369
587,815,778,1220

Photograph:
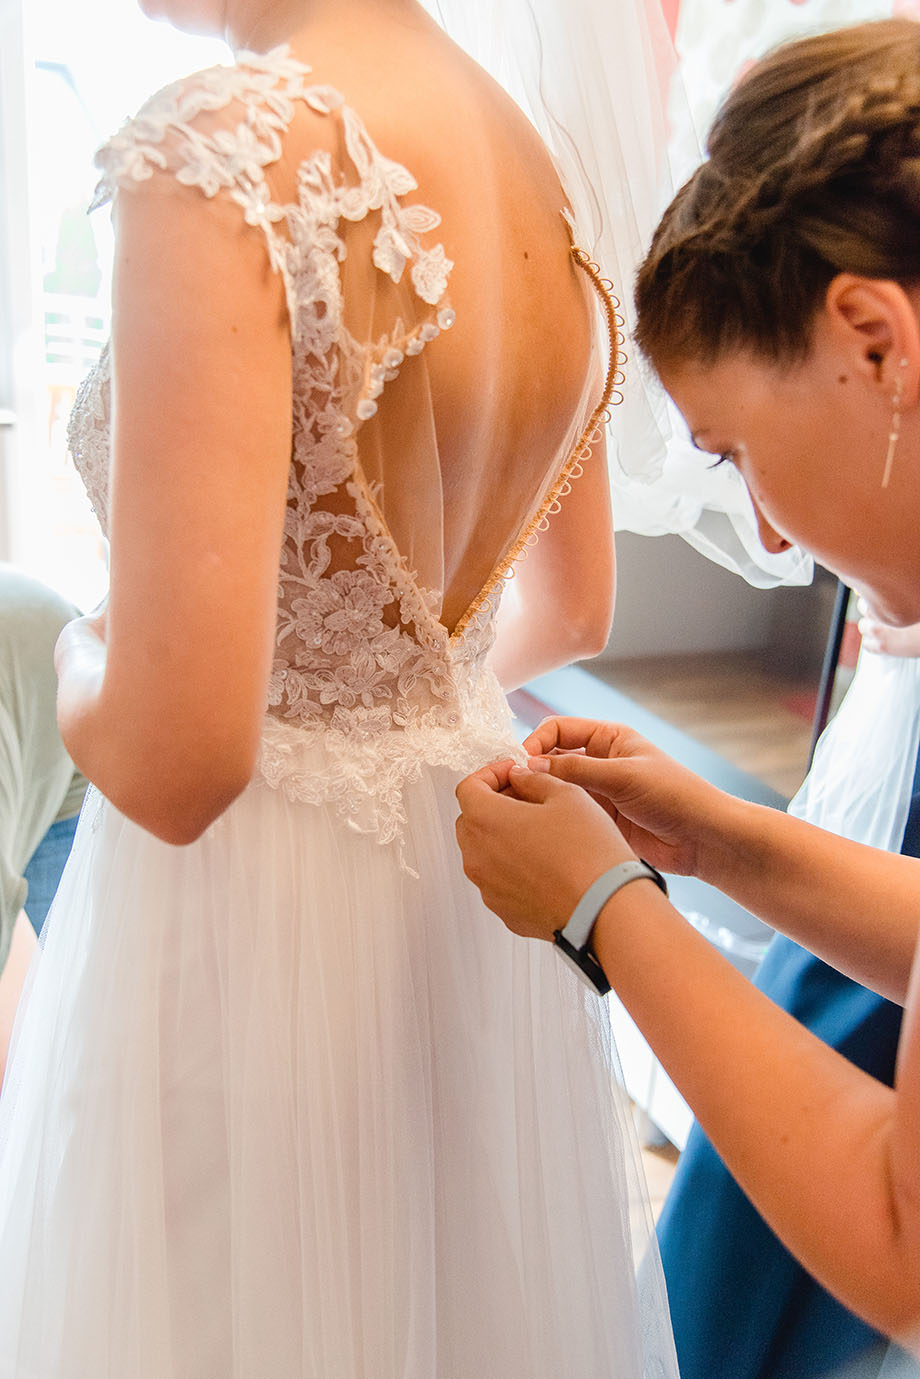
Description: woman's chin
137,0,222,36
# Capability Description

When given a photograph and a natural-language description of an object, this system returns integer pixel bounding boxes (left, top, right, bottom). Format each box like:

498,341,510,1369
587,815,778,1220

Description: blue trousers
656,796,920,1379
22,814,79,937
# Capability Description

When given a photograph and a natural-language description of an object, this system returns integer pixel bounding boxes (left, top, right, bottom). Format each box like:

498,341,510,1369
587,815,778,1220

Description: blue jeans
23,814,79,937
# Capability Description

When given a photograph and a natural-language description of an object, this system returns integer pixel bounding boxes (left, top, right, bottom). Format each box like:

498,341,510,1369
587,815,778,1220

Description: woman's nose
750,495,793,555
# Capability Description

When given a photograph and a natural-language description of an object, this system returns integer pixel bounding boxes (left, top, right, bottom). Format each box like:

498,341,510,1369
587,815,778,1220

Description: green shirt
0,566,86,970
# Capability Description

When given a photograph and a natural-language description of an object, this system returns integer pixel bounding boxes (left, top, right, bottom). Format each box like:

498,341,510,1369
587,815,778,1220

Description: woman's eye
708,450,736,469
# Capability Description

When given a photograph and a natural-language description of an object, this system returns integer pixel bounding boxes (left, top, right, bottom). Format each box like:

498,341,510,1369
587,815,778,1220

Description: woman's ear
825,273,920,406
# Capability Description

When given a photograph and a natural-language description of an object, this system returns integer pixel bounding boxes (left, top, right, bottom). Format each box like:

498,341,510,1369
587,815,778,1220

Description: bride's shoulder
89,46,343,211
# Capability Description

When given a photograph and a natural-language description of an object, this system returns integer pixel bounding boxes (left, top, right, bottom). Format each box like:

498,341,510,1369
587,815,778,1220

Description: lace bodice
68,47,619,858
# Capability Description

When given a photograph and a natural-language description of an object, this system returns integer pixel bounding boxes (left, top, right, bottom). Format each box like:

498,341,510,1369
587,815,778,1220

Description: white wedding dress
0,48,677,1378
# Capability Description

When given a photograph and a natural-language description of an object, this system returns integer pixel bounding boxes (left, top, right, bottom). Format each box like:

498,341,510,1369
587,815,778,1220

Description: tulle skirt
789,649,920,851
0,763,676,1378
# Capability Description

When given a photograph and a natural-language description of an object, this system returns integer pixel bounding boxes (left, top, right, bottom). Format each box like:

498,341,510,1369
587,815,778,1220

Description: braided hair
635,19,920,366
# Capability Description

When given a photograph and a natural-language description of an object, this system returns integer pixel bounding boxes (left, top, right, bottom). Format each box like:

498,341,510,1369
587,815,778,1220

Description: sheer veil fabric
423,0,813,587
790,650,920,853
423,0,676,472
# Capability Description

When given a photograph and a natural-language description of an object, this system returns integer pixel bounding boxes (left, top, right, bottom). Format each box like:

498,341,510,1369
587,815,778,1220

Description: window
2,0,224,608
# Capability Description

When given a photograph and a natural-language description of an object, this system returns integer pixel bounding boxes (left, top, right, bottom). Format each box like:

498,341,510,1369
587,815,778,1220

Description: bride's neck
227,0,430,53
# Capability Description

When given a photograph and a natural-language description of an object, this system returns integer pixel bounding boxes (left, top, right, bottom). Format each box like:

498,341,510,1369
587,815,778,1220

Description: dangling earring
882,357,909,489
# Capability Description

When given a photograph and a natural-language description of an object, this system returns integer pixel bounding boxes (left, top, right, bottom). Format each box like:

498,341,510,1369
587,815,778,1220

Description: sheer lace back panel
67,45,618,851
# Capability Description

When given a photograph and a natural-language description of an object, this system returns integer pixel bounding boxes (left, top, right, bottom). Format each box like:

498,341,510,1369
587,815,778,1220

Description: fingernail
526,756,551,773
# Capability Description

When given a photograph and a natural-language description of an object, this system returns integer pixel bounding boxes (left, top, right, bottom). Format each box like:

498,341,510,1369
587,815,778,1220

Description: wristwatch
553,859,669,996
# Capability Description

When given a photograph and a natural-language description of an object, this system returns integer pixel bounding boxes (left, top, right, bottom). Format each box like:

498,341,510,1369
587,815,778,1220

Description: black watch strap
553,859,668,996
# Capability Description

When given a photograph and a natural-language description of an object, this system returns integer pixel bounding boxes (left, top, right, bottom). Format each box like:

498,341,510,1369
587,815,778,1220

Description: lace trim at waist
253,708,524,872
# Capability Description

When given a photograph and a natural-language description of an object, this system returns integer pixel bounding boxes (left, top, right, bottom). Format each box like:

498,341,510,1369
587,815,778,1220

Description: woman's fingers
521,716,651,760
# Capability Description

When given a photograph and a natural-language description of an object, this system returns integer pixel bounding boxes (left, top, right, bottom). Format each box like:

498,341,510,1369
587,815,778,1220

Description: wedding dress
0,47,677,1378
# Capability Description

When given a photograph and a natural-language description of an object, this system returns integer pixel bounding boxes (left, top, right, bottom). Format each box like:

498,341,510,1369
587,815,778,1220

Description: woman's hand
857,601,920,658
53,597,108,677
54,606,110,799
53,601,110,732
455,759,634,940
520,717,731,880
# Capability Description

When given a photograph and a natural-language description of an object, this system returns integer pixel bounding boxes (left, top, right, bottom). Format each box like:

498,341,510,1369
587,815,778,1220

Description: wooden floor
593,650,818,801
642,1137,681,1222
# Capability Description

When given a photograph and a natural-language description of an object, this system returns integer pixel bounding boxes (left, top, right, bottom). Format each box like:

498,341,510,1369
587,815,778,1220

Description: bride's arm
488,429,615,691
55,180,292,845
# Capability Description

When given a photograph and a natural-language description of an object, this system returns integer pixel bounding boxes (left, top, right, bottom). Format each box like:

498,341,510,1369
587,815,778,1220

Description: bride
0,0,678,1374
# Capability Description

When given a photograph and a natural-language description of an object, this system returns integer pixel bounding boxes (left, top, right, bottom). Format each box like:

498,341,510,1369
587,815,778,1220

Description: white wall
600,531,777,661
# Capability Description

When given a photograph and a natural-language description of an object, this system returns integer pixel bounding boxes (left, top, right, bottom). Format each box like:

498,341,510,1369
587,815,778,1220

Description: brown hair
635,18,920,366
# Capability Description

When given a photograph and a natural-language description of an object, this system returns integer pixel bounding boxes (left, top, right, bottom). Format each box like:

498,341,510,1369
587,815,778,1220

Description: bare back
274,14,602,632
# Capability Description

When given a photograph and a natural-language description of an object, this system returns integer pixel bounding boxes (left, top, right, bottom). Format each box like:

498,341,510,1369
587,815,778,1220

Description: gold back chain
450,234,626,644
